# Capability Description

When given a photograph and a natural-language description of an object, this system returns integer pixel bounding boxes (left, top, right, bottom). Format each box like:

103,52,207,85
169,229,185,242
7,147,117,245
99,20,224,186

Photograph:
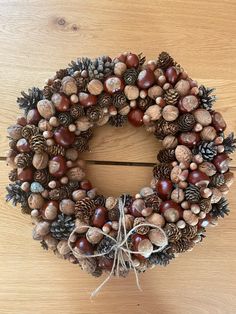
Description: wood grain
0,0,236,313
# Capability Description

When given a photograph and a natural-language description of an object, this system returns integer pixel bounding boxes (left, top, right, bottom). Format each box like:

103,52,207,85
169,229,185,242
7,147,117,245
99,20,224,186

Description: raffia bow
68,196,168,297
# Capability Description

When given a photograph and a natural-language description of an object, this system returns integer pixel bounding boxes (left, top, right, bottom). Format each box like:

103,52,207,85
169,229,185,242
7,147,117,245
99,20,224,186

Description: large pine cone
197,141,217,161
181,225,198,239
177,113,196,132
157,148,176,163
157,51,174,70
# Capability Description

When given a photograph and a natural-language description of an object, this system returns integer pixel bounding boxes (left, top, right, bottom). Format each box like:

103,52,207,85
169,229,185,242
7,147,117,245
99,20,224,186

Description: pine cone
30,134,46,153
157,52,174,70
8,139,17,150
34,169,51,186
58,112,73,126
17,87,43,114
96,237,115,259
155,119,179,139
16,153,33,168
222,133,236,154
50,214,75,240
112,92,127,109
199,85,216,111
43,85,53,99
70,104,85,119
46,145,65,156
164,89,179,105
67,181,80,192
9,169,18,182
181,225,198,239
51,79,61,93
148,246,175,266
199,198,212,213
133,217,150,235
197,141,217,161
157,148,176,163
210,174,225,187
170,237,194,253
185,184,201,203
74,75,89,91
137,96,154,111
177,113,196,132
73,136,89,152
75,198,96,223
109,114,127,127
22,125,39,140
80,128,93,140
87,56,114,80
49,187,69,201
108,207,120,221
164,223,182,243
94,195,106,207
210,197,229,218
153,163,172,179
56,69,68,80
97,93,112,107
144,193,161,211
86,106,103,122
123,68,139,85
6,181,29,208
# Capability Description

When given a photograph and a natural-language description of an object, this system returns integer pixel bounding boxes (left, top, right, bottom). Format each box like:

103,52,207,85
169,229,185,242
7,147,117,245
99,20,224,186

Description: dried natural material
177,113,196,132
109,114,127,127
185,185,201,203
148,246,175,266
86,105,103,122
50,214,75,240
113,92,127,108
58,112,73,126
164,88,179,105
199,85,216,111
197,141,217,161
211,197,230,218
222,133,236,154
73,136,89,152
16,153,32,168
153,164,172,179
157,148,176,163
75,198,96,223
164,223,182,243
123,68,139,85
155,119,179,139
70,104,85,119
157,52,174,70
17,87,43,114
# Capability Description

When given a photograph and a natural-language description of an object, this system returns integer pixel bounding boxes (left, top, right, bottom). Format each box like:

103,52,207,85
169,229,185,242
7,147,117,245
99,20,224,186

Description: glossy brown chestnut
188,170,210,187
213,153,230,173
137,69,155,89
159,200,182,222
80,180,92,191
78,92,97,107
17,167,33,182
27,109,41,125
178,95,199,113
128,109,144,127
211,112,227,132
165,67,179,85
75,237,94,255
178,132,200,148
49,155,67,178
54,127,75,147
104,76,125,94
156,179,173,200
41,200,59,220
92,207,108,228
126,53,139,68
132,233,147,260
98,256,114,271
16,138,31,153
51,93,71,112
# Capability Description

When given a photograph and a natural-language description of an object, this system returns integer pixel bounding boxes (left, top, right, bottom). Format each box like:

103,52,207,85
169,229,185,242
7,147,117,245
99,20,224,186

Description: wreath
6,52,235,284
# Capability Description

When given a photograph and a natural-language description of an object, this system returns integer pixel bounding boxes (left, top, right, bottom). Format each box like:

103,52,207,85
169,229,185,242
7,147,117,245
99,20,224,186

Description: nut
162,135,178,149
183,210,198,226
62,76,78,95
87,79,104,95
37,99,55,120
86,227,104,244
193,109,212,126
175,145,192,163
124,85,139,100
66,167,85,181
32,152,49,169
144,105,162,121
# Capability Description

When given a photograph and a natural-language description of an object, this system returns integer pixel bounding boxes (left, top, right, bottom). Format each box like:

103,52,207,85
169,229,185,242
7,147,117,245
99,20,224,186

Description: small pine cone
185,185,201,203
157,52,174,70
164,223,182,243
43,85,53,99
73,136,89,152
46,144,65,156
199,198,212,213
170,237,194,253
75,198,96,223
30,134,46,153
164,89,179,105
133,217,150,235
9,139,17,150
96,237,115,259
153,163,172,179
94,195,106,207
177,113,196,132
16,153,33,168
67,181,80,192
210,174,225,187
86,106,103,122
97,93,112,108
137,96,153,111
58,112,73,127
144,193,161,212
34,169,51,186
9,169,18,182
51,79,62,93
109,114,127,127
70,105,85,119
22,125,39,140
155,119,179,139
80,128,93,140
112,92,127,109
123,68,139,85
49,187,69,201
56,69,68,80
108,207,120,221
197,141,217,162
157,148,176,163
91,268,102,278
181,225,198,239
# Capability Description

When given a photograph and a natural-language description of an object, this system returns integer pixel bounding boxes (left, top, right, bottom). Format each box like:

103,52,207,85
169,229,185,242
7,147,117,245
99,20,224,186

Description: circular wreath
6,51,235,279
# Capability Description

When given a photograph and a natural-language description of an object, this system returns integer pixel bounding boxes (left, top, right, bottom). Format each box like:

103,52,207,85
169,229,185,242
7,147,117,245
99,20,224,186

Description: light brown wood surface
0,1,236,313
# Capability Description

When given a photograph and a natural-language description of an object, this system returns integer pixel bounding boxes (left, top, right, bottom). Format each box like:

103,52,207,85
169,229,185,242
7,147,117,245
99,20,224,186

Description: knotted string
68,196,168,297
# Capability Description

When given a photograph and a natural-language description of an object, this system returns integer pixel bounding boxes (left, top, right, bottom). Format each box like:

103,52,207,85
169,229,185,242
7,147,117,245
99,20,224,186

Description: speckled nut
88,79,104,95
162,135,178,149
86,227,104,244
147,85,163,100
124,85,139,100
114,62,127,76
57,240,71,255
148,228,168,246
28,193,45,209
37,99,55,120
144,105,162,121
105,196,118,210
175,145,192,163
59,199,75,215
146,213,165,227
138,239,153,258
162,105,179,121
183,210,198,226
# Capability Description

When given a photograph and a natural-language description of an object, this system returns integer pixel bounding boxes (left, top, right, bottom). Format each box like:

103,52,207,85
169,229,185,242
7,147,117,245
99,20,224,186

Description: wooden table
0,1,236,313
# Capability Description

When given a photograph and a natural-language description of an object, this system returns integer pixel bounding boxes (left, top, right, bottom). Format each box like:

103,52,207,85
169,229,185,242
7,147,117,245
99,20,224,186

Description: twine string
68,196,168,297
